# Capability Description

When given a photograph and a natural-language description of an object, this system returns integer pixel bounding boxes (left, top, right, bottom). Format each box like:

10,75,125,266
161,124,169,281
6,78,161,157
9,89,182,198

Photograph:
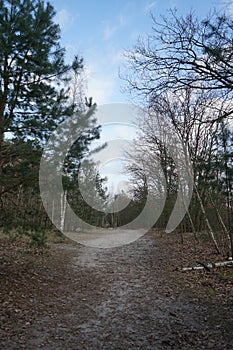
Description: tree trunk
60,190,67,232
187,208,198,240
52,199,55,224
208,190,231,255
194,183,221,254
181,260,233,271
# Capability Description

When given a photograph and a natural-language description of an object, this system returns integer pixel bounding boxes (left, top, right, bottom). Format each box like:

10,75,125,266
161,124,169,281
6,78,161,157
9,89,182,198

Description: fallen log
181,260,233,271
196,261,211,272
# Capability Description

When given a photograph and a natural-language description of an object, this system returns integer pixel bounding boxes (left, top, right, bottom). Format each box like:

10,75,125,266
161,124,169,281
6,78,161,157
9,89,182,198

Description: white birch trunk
194,183,220,254
182,260,233,271
208,190,231,253
51,199,54,223
60,190,67,231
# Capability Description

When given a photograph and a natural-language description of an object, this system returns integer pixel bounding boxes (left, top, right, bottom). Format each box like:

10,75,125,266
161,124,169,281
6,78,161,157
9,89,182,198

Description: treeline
0,0,107,243
0,2,232,255
118,9,233,256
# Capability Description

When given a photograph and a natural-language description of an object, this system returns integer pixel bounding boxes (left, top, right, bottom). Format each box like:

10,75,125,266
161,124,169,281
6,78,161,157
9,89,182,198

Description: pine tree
0,0,71,178
0,1,103,236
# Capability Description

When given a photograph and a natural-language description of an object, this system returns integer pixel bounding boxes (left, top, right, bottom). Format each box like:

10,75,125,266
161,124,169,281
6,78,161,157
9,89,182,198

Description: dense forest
0,1,232,257
0,2,233,349
0,0,106,244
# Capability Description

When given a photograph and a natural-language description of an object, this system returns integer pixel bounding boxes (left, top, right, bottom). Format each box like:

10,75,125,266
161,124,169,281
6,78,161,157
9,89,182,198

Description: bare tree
125,88,229,253
123,9,233,122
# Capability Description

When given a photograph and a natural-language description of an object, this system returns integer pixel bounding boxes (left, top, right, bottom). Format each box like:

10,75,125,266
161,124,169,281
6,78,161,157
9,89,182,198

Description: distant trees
63,159,108,231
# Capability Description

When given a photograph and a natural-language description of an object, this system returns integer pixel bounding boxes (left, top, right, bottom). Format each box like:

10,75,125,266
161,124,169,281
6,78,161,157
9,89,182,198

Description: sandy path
0,232,232,349
65,228,145,248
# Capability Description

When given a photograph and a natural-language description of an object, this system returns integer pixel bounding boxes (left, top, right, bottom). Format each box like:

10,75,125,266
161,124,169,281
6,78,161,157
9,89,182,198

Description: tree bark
194,183,221,254
60,190,67,232
181,260,233,271
208,190,231,254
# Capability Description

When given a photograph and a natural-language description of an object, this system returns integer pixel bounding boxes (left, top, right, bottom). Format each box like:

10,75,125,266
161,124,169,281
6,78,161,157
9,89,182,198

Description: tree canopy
0,0,105,236
124,9,233,121
122,8,233,255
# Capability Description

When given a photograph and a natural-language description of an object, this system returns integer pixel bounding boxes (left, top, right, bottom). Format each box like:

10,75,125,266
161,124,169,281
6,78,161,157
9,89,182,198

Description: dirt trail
0,231,232,349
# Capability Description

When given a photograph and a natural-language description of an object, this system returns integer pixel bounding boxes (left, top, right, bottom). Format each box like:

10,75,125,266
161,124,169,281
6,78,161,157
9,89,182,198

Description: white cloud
103,124,137,141
144,1,157,13
103,24,118,40
87,69,116,104
55,9,74,30
85,53,127,104
118,14,128,27
102,14,128,41
110,50,125,65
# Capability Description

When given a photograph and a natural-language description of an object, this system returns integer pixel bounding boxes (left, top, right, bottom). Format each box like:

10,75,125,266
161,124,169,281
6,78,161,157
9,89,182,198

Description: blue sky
49,0,230,194
50,0,228,104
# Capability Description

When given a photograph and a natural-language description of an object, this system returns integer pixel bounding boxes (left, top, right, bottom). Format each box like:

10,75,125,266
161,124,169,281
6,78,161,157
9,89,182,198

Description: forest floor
0,229,233,350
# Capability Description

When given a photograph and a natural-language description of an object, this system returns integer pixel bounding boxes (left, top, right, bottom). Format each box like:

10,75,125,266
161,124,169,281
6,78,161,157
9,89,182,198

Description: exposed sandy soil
0,230,233,350
65,228,146,248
